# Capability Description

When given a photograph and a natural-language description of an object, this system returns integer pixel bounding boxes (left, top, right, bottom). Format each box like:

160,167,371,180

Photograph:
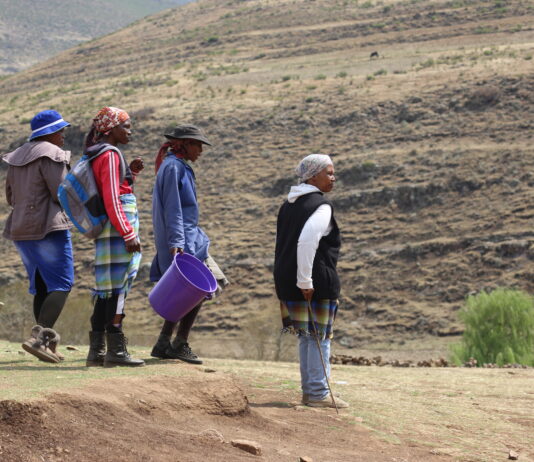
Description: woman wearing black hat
3,110,73,363
150,124,228,364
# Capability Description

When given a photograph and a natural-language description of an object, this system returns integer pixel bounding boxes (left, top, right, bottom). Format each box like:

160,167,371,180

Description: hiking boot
307,394,349,409
86,331,106,367
104,332,144,367
22,326,60,364
301,394,310,405
165,340,203,364
150,334,172,359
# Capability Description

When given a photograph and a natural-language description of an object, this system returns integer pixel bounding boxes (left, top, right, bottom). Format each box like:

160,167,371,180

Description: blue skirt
14,230,74,295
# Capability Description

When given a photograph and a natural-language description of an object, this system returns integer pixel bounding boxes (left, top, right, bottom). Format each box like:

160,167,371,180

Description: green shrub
418,58,435,69
451,289,534,366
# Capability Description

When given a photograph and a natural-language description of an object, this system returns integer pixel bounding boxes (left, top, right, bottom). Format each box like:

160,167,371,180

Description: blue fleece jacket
150,153,210,282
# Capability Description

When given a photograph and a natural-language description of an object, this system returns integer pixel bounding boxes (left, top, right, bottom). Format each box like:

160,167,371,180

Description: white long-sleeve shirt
287,184,333,290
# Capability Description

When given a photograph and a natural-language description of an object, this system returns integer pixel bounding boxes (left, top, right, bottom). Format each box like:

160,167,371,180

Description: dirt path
0,371,450,462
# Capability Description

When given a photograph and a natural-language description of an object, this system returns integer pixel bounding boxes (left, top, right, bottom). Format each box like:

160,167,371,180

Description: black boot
86,331,106,367
151,334,172,359
165,337,203,365
104,332,144,367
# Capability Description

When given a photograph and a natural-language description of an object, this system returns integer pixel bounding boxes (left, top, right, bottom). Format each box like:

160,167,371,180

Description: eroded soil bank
0,371,449,462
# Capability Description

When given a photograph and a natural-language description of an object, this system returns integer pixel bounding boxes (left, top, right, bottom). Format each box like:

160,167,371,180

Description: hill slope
0,0,533,357
0,0,193,74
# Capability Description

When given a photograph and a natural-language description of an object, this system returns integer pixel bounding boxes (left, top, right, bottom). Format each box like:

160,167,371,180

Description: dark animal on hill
370,51,379,59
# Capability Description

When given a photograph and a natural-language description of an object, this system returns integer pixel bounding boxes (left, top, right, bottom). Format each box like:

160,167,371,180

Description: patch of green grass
205,36,219,44
474,25,497,34
193,72,208,82
418,58,435,69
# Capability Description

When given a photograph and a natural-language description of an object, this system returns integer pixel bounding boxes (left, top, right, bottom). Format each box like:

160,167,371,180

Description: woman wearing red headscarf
84,107,145,367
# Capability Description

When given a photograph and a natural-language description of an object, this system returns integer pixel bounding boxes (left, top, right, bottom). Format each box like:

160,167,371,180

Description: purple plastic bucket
149,253,217,322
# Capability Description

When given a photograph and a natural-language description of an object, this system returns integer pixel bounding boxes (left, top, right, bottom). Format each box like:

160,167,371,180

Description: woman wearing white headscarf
274,154,348,408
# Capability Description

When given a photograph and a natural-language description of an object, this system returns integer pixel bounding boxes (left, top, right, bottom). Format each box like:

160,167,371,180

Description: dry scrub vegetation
0,0,533,360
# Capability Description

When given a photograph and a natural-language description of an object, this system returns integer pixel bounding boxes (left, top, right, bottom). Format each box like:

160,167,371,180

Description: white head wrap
295,154,333,181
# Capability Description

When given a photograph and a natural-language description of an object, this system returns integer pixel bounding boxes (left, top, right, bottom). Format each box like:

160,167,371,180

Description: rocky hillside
0,0,533,357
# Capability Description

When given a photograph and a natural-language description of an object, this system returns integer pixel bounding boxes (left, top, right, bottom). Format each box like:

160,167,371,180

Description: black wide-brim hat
164,124,212,146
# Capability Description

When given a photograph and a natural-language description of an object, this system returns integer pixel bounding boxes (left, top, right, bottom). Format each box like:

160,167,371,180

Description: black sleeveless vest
274,192,341,301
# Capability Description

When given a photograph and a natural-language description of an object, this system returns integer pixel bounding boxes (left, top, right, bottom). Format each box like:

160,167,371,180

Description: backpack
58,143,126,239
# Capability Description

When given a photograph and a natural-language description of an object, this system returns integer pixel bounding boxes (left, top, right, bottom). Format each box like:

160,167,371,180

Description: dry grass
214,359,534,462
2,339,532,461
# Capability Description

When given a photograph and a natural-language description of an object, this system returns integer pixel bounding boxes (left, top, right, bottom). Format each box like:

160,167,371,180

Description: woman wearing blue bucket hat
150,124,228,364
3,109,73,363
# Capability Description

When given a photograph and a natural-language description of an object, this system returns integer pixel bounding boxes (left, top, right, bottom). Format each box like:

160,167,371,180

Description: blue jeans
299,335,331,400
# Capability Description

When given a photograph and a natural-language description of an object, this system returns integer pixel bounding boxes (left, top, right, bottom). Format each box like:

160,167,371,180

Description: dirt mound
0,374,249,462
0,371,450,462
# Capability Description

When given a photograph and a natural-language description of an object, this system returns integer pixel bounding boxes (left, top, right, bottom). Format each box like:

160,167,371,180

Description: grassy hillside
0,0,533,358
0,0,193,74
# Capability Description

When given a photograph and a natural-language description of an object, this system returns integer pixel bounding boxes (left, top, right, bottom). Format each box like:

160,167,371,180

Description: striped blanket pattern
93,194,141,298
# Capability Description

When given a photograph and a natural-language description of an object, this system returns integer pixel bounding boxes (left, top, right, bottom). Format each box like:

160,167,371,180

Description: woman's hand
125,236,141,253
170,247,184,256
129,157,145,174
301,288,314,302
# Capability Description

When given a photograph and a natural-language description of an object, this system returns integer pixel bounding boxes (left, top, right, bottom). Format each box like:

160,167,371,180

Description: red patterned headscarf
85,106,130,148
93,106,129,135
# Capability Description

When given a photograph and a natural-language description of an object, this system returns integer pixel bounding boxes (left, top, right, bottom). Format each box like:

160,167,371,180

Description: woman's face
183,139,203,162
108,119,132,146
47,128,65,148
309,164,336,193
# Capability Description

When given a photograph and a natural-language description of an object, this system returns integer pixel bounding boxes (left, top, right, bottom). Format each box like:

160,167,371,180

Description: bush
451,289,534,366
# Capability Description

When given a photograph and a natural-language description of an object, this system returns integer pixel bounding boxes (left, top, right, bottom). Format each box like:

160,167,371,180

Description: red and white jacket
92,150,136,242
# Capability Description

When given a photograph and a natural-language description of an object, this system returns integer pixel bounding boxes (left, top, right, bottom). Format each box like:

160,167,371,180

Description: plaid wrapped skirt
93,194,141,298
280,299,338,340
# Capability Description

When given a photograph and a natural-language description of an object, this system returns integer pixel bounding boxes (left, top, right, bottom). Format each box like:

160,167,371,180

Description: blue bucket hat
29,110,70,141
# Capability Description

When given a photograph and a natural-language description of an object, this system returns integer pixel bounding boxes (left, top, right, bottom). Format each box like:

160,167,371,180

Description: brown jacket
3,141,72,240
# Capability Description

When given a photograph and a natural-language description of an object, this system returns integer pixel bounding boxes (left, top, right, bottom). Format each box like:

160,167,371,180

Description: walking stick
306,300,339,414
